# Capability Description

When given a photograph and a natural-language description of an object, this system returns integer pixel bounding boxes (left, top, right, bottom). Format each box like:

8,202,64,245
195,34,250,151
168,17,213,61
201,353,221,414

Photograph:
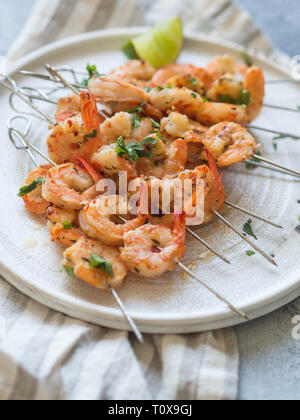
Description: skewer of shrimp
3,72,288,230
9,118,250,321
5,67,300,174
5,66,279,246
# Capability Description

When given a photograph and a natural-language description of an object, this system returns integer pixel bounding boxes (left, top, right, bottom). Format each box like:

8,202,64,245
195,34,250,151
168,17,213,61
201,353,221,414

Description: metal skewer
19,68,300,116
185,227,231,264
19,69,83,91
244,160,300,178
224,201,283,229
266,79,300,84
8,119,144,344
213,210,278,267
248,125,300,140
252,154,300,177
0,74,55,125
264,103,300,113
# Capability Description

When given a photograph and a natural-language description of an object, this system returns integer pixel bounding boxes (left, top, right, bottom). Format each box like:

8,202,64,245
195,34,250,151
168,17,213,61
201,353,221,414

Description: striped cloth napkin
0,0,282,401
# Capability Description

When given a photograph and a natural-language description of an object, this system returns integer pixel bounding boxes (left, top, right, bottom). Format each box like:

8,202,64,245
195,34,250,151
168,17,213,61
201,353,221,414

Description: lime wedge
132,16,183,68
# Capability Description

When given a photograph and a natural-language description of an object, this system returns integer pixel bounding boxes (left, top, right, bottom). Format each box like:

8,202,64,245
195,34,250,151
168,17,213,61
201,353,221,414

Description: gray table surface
0,0,299,401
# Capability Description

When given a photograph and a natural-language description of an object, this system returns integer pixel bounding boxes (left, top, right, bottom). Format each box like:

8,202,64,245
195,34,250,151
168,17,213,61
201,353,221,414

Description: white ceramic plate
0,29,299,333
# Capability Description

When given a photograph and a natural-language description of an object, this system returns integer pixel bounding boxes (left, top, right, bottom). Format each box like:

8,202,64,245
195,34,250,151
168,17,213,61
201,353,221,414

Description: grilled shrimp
199,122,258,167
100,112,154,145
149,87,248,126
91,144,138,179
150,64,211,94
21,165,51,215
79,194,147,246
206,55,265,122
48,91,104,164
55,95,81,122
88,76,148,111
63,238,127,290
206,55,237,82
163,139,189,176
110,60,155,88
42,163,97,210
46,205,84,247
121,213,186,278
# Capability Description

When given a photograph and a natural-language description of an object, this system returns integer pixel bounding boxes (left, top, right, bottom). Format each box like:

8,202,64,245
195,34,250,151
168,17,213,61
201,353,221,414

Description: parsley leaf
115,136,158,163
191,77,198,86
238,90,252,106
218,94,237,105
18,177,45,197
127,101,147,128
82,63,100,87
241,52,253,67
151,119,161,130
90,254,114,277
243,219,258,240
63,221,73,230
218,90,251,106
62,266,75,280
246,250,256,257
84,129,98,139
191,92,198,98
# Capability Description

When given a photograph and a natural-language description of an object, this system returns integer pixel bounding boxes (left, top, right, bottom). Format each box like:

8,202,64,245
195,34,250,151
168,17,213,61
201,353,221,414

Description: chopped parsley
115,136,158,163
191,92,198,98
63,221,73,230
246,250,256,257
241,52,253,67
243,219,258,241
18,177,45,197
218,90,251,106
90,254,114,277
273,142,278,151
62,266,75,280
202,96,209,103
84,129,98,139
151,119,161,130
191,77,198,86
144,87,152,93
82,64,100,87
127,101,147,128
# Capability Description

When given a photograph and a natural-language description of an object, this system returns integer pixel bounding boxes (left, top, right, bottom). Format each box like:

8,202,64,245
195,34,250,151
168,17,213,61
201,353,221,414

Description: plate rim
1,27,299,333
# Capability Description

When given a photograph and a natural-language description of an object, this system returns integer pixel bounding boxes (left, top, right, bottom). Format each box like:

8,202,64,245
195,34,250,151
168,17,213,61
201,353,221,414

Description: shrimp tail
173,212,186,247
138,179,149,216
80,90,103,134
74,155,102,183
205,148,225,196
